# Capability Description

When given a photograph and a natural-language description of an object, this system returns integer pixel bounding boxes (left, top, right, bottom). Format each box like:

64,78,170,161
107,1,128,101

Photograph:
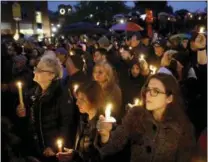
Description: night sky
48,1,207,12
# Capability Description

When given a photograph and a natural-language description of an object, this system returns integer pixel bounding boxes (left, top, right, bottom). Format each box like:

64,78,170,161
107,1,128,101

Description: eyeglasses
143,87,167,97
33,67,54,73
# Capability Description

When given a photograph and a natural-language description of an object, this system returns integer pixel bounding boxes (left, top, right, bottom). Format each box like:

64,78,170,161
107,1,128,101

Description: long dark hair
141,73,187,122
77,81,104,113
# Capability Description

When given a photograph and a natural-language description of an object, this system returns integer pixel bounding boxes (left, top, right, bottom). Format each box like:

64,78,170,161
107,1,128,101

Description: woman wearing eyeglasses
16,51,76,162
96,73,196,162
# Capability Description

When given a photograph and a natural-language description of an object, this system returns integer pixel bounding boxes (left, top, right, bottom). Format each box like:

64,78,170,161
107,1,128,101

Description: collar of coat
33,79,62,102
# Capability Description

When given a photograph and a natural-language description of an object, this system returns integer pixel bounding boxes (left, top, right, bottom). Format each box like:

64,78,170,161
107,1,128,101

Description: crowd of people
1,28,207,162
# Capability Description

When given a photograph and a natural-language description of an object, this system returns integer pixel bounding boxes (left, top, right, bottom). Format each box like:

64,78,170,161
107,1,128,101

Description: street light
90,14,93,18
57,24,61,28
97,22,100,26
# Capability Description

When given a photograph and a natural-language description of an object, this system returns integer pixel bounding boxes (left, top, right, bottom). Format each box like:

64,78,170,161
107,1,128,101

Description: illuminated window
36,11,42,23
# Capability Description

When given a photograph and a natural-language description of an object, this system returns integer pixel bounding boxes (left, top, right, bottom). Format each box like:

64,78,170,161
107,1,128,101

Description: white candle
105,103,113,120
16,82,24,108
57,139,63,152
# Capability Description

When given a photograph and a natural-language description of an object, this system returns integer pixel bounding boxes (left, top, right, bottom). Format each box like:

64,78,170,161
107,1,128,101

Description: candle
22,45,25,55
84,38,87,42
56,138,63,152
73,84,79,93
129,46,132,50
139,54,145,62
70,51,74,56
150,65,157,74
199,27,205,34
16,82,24,108
134,98,140,106
105,103,112,121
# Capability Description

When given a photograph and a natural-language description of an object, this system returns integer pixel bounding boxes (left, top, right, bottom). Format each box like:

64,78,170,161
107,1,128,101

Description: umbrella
62,22,107,35
110,22,143,32
169,33,191,40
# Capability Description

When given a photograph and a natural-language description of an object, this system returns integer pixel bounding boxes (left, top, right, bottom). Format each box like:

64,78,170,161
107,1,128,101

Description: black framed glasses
33,67,54,73
143,87,167,97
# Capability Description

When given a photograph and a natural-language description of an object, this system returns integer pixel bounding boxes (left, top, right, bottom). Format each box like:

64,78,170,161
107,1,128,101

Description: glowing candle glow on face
56,139,63,152
16,82,24,108
105,103,112,120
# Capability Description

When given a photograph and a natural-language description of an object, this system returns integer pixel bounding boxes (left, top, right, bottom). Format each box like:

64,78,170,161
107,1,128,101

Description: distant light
61,35,64,39
90,14,93,18
120,19,124,23
52,27,57,32
198,16,201,20
97,22,100,26
168,17,170,21
51,24,54,26
190,15,193,18
52,34,54,37
57,24,61,28
59,8,66,15
129,18,132,20
96,6,98,10
13,32,19,40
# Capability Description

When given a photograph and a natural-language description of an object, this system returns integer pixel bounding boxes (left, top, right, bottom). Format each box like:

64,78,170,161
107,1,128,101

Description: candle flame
199,27,205,33
105,103,112,120
139,54,145,61
129,46,132,50
73,84,79,92
17,82,22,88
70,51,74,56
134,98,140,105
150,65,157,74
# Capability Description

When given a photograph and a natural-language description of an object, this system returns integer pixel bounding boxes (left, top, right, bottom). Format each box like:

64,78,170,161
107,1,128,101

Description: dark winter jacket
17,80,76,157
97,106,196,162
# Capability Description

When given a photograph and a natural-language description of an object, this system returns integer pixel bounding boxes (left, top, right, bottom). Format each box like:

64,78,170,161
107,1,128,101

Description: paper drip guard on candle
104,103,116,123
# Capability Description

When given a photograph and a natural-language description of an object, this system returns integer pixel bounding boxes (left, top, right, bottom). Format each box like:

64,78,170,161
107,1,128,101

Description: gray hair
40,51,63,79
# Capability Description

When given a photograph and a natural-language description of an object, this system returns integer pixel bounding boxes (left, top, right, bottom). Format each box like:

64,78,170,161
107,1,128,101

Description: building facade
1,1,51,38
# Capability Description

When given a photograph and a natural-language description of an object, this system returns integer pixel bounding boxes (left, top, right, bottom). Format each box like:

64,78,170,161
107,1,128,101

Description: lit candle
73,84,79,93
199,27,205,34
16,82,24,108
139,54,145,62
150,65,157,74
134,98,140,106
22,45,25,55
56,138,63,152
70,51,74,56
129,46,132,50
84,38,87,42
105,103,112,121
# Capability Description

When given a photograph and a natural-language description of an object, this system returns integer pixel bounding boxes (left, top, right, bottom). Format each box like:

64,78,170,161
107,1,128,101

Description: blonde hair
40,51,63,79
94,62,117,90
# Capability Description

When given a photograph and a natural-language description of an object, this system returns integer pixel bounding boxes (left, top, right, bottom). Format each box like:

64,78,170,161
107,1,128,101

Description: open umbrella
62,22,107,35
110,22,144,32
169,33,191,40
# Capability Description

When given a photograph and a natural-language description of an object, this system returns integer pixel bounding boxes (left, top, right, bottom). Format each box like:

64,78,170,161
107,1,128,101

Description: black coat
17,80,76,157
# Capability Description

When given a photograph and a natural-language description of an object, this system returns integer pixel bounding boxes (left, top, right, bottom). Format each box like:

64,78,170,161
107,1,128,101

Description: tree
175,9,189,19
64,1,130,26
164,5,174,14
134,1,168,15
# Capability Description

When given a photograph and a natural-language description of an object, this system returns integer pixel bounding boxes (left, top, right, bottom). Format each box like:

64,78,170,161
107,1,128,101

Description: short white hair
40,50,63,79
